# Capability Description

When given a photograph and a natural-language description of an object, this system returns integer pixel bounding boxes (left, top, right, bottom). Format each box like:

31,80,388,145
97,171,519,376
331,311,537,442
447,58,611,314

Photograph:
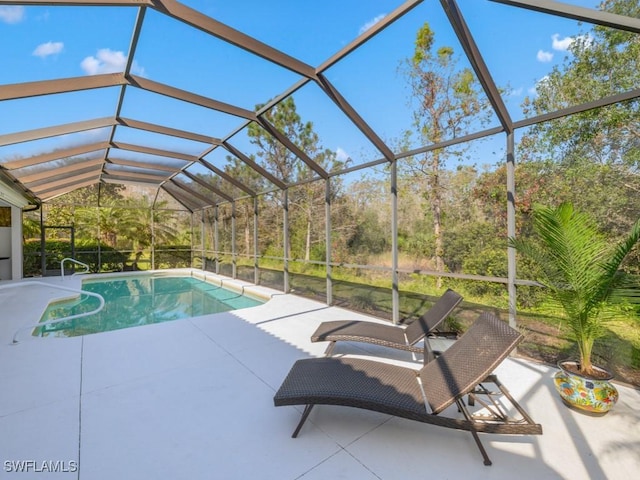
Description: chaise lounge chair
274,312,542,465
310,288,463,361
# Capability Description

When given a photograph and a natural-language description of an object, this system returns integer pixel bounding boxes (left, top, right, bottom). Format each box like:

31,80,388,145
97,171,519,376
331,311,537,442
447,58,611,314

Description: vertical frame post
200,209,205,269
151,208,155,270
214,205,220,274
506,132,517,329
190,211,194,269
283,189,290,293
254,196,259,285
391,159,400,324
231,201,237,279
39,208,45,276
96,206,101,272
325,177,332,306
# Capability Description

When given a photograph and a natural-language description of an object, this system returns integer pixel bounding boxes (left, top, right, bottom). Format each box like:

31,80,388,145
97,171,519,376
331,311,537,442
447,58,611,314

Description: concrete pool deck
1,273,639,479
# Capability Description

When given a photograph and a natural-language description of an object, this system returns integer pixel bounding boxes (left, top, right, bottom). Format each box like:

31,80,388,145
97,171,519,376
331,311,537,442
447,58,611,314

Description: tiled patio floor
1,272,639,479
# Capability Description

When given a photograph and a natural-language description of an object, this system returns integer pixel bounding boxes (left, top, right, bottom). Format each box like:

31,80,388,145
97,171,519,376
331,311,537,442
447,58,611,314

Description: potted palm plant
510,203,640,415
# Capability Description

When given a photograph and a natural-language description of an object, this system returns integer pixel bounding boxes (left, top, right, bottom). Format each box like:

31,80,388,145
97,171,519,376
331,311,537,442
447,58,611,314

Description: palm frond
592,217,640,309
510,203,640,374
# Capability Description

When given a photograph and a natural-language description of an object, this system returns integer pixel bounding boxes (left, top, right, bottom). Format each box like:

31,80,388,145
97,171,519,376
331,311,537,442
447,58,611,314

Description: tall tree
402,22,492,287
518,0,640,244
247,97,344,262
522,0,640,169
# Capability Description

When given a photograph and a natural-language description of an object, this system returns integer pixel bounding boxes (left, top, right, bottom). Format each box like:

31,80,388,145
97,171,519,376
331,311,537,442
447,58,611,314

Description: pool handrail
61,257,90,280
0,281,105,344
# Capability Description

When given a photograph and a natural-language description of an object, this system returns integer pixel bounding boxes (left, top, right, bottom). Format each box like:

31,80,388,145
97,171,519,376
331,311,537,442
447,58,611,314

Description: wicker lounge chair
274,312,542,466
311,288,463,361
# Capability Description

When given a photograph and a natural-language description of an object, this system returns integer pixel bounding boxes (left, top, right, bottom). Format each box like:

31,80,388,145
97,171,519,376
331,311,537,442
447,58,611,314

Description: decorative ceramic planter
553,361,619,416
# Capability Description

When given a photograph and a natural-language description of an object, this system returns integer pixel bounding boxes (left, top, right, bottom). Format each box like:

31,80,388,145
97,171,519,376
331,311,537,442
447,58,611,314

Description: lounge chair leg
455,398,492,466
324,342,336,356
469,428,492,466
292,404,315,438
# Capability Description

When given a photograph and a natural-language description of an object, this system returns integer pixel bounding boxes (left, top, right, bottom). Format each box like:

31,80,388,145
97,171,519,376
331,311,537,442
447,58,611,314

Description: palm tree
510,203,640,376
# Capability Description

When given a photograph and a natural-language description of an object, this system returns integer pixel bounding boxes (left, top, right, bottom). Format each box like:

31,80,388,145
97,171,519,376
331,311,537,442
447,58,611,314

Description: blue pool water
37,275,264,337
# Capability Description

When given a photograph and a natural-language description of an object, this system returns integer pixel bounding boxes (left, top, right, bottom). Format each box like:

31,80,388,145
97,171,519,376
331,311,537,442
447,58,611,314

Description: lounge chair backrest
404,289,463,345
419,312,522,414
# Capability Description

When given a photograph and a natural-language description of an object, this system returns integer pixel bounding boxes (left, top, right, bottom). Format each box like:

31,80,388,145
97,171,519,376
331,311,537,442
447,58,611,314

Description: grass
249,262,640,387
218,253,640,386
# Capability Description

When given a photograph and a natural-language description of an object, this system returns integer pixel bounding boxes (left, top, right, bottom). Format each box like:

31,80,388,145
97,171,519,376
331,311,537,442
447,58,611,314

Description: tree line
28,0,639,308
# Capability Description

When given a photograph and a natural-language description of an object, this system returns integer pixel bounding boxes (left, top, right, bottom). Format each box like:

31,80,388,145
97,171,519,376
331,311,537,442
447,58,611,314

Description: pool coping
77,268,279,303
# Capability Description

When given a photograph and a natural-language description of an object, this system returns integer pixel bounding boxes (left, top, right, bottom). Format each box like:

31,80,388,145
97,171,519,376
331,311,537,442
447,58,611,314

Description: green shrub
23,239,128,275
154,246,191,269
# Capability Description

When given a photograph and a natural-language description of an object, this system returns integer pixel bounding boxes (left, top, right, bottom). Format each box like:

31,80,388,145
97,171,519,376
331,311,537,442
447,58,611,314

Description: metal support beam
151,0,317,79
103,175,166,187
283,189,290,293
214,205,220,274
198,157,256,196
181,170,234,202
513,88,640,130
8,0,153,5
118,117,220,145
0,117,115,147
105,5,147,176
325,178,332,306
222,141,287,190
104,169,169,183
506,132,517,330
151,205,156,270
39,208,45,277
440,0,513,133
391,159,400,324
253,197,259,284
128,74,256,120
19,159,104,184
111,141,197,162
231,201,237,279
2,142,109,170
32,173,101,196
107,157,180,173
169,178,216,207
256,118,328,179
0,73,126,101
190,211,195,269
200,209,205,270
492,0,640,34
38,178,99,202
157,184,195,212
317,0,424,73
315,74,395,162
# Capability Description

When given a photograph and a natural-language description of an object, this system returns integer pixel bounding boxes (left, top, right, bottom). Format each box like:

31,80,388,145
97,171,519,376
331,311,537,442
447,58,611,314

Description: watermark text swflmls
4,460,78,473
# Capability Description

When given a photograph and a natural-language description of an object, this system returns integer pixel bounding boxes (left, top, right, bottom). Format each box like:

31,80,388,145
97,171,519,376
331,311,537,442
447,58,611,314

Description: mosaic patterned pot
553,361,619,416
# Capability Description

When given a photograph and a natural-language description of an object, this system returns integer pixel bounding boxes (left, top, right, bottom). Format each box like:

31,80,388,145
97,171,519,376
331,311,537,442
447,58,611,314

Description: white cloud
359,14,386,35
33,41,64,58
81,48,144,76
81,48,126,75
536,50,553,62
0,6,25,24
509,87,523,97
551,33,573,51
336,147,350,162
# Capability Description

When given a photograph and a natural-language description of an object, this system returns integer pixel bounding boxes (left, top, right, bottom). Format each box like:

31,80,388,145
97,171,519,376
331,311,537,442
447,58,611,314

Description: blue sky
0,0,604,174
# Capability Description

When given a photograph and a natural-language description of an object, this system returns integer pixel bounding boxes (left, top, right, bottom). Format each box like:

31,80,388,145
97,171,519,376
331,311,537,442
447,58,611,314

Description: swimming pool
36,274,265,337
